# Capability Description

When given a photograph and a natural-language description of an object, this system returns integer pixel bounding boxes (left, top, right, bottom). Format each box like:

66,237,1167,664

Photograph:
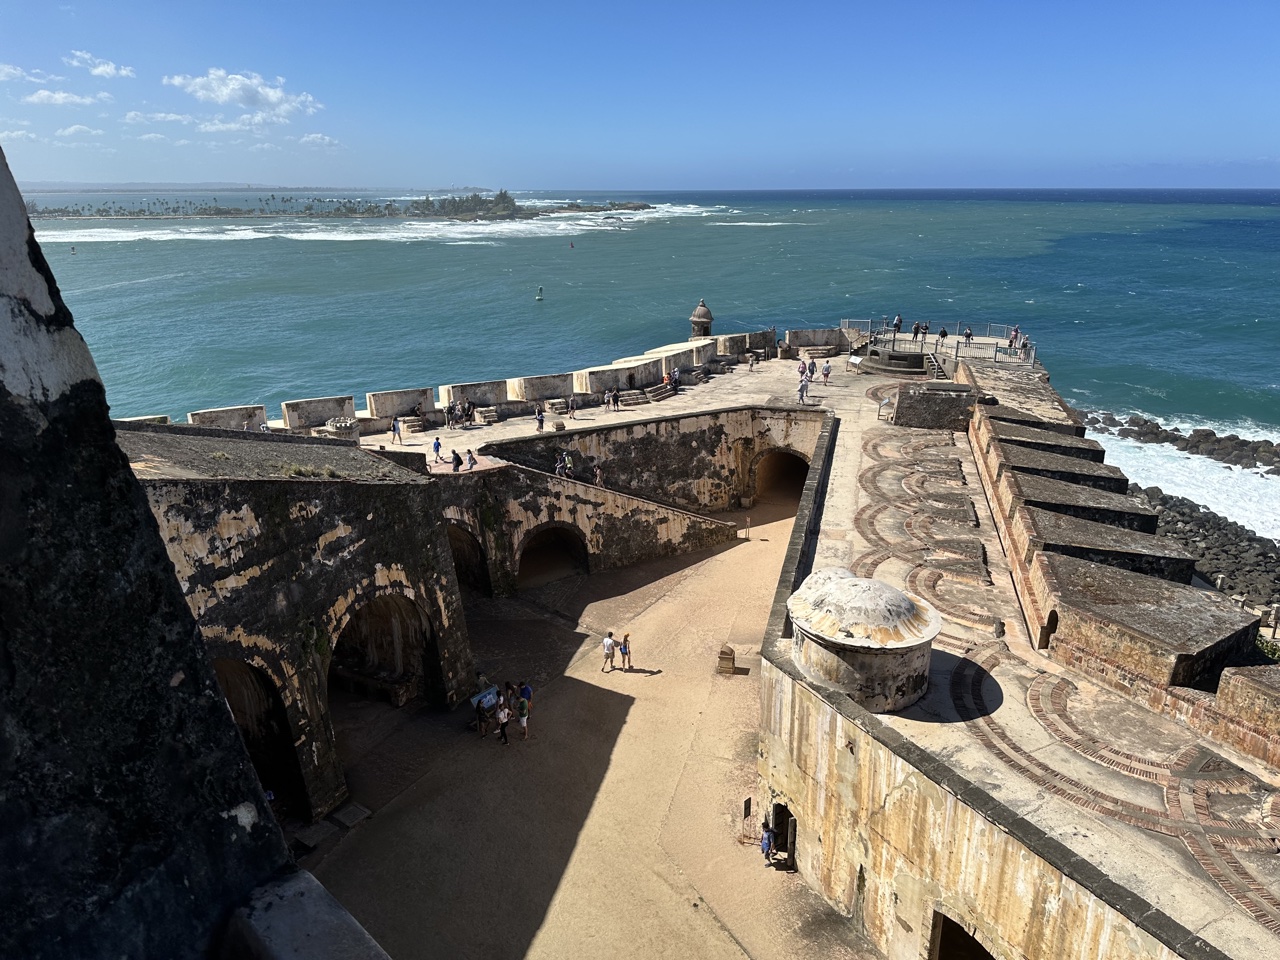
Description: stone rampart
573,357,665,394
282,395,356,430
507,372,575,402
891,382,976,430
366,387,434,418
189,404,268,430
485,406,826,512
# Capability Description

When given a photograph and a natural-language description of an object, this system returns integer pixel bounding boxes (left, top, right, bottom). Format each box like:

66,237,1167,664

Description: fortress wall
646,338,717,366
484,406,826,512
189,404,268,430
506,372,575,402
141,477,471,820
282,395,355,430
573,357,665,394
366,387,434,418
758,659,1187,960
438,379,509,407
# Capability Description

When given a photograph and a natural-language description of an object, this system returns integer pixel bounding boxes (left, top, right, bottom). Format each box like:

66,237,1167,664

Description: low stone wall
189,405,268,430
573,357,665,394
507,372,575,402
891,383,975,430
282,395,355,431
366,388,434,418
438,380,509,407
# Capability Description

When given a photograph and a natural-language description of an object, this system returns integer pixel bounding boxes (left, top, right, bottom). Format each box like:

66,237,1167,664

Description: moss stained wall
142,478,471,820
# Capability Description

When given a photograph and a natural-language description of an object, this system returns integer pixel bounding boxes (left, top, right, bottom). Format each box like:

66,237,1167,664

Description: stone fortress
3,145,1279,960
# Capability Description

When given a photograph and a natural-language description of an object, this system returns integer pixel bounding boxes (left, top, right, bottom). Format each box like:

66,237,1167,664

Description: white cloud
55,124,103,136
250,142,280,152
0,64,66,83
164,68,319,132
23,89,113,106
298,132,340,148
63,50,135,78
0,116,31,126
137,132,166,141
1,129,40,141
124,110,193,124
174,139,191,146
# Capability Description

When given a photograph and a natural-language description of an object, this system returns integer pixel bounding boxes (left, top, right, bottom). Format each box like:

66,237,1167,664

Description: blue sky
1,0,1278,188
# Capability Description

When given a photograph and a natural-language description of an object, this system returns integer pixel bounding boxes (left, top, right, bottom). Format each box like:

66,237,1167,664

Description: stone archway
447,522,493,596
329,592,444,707
750,448,810,514
212,658,308,822
516,522,589,589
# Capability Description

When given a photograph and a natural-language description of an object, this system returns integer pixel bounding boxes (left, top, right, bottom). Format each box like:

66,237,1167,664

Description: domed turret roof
690,299,714,322
787,568,940,650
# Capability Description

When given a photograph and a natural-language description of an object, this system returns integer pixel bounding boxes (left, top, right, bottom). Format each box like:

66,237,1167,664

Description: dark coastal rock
1080,409,1279,473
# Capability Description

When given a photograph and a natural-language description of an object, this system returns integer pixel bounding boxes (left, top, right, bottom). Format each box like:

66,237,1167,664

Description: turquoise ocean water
28,189,1280,535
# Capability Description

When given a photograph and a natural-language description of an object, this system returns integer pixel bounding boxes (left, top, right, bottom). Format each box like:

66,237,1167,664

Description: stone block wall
758,660,1192,960
189,404,268,430
282,395,355,430
485,406,826,512
507,372,575,401
891,383,976,430
366,387,434,418
438,379,509,407
142,477,471,820
573,357,665,394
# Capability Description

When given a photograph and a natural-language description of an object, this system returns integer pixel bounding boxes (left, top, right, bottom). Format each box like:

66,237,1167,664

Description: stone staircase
404,415,429,434
925,353,948,380
687,366,709,384
644,382,676,403
799,345,839,360
475,406,499,425
545,399,569,416
618,389,650,407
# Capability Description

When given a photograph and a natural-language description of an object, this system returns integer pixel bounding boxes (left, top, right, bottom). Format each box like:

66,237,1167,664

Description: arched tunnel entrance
517,525,589,589
448,523,493,596
213,658,308,822
328,593,442,708
753,450,810,517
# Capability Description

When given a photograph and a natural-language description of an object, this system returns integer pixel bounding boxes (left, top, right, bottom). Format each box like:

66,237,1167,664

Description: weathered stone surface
1016,505,1196,583
987,416,1106,461
891,382,975,430
0,147,289,958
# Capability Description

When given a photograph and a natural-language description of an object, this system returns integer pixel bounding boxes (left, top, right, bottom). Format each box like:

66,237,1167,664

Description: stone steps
618,389,650,407
688,367,709,384
799,345,839,360
545,399,569,415
404,416,429,433
475,406,499,425
645,382,676,402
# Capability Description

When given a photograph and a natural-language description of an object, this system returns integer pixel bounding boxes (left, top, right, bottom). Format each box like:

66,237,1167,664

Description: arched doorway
929,913,996,960
329,593,442,707
517,524,589,589
212,658,308,822
447,523,492,596
753,449,810,514
1037,609,1059,650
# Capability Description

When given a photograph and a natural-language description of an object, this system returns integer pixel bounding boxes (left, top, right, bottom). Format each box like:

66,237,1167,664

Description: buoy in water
535,286,544,302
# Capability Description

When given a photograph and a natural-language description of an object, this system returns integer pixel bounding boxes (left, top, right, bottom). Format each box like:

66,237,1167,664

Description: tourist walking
534,407,545,433
963,326,973,345
519,679,533,714
619,633,632,670
451,449,463,472
594,464,604,486
747,352,756,372
797,375,810,405
496,701,512,745
465,449,477,470
568,395,577,419
937,327,948,349
391,417,402,444
806,359,817,379
762,822,776,865
475,698,491,739
602,631,617,671
433,436,443,463
911,321,920,341
821,360,831,385
796,360,807,377
893,314,903,333
516,692,530,740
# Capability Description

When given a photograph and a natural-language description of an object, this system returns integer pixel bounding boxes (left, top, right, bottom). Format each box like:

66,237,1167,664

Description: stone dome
690,299,714,322
787,568,940,651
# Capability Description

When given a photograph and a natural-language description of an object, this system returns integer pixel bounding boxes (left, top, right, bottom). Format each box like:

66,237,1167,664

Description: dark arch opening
1037,609,1059,650
213,658,308,822
517,525,589,589
448,523,493,596
930,913,996,960
329,593,443,707
754,450,809,512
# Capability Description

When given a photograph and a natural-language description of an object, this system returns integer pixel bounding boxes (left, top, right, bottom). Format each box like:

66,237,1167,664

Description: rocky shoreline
1132,483,1280,609
1073,409,1280,475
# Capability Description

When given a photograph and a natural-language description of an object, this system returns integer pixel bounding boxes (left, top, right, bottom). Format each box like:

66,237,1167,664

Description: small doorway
930,913,996,960
447,523,493,596
517,525,589,589
1037,609,1059,651
771,802,796,865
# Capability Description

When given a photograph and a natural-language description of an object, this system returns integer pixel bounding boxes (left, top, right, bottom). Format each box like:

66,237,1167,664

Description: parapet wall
189,404,268,430
366,387,433,418
282,395,355,430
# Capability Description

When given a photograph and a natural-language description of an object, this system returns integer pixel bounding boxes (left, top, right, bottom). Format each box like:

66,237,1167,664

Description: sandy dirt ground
313,488,879,960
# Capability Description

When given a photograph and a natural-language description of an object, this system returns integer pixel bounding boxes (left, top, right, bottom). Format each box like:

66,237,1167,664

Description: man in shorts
517,692,530,740
602,631,617,672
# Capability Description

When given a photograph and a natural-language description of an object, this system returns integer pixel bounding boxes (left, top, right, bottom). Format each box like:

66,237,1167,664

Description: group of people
603,387,623,411
552,450,605,486
430,436,477,472
795,357,831,404
474,674,533,745
601,631,632,671
444,398,474,429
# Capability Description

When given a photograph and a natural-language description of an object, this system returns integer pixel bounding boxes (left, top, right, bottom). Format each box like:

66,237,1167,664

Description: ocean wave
31,201,717,245
1089,430,1280,540
709,221,806,227
62,272,189,295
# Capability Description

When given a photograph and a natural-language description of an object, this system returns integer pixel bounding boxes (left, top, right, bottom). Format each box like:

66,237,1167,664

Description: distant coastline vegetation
24,189,653,221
